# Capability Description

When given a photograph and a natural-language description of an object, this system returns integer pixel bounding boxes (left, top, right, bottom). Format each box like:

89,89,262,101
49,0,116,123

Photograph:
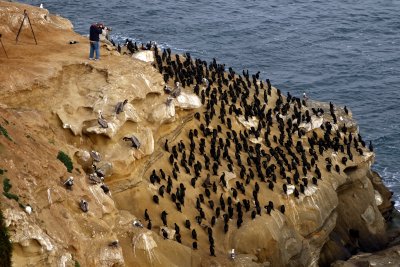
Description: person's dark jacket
90,24,103,42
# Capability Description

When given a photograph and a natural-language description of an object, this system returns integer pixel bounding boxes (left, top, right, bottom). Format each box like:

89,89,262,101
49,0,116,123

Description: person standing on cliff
89,23,104,60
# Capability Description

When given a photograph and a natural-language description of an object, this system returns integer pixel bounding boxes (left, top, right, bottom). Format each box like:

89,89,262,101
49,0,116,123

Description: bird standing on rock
164,139,169,152
92,164,105,179
123,135,141,149
80,199,88,212
144,209,150,221
161,229,168,239
280,205,285,214
115,99,128,114
63,177,74,190
161,211,168,226
90,150,101,162
171,82,182,98
210,245,216,256
100,184,110,194
153,195,159,204
109,240,119,248
97,111,108,128
185,219,191,229
192,229,197,240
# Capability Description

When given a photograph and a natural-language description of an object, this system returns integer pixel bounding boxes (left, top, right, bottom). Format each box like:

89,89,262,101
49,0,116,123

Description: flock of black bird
117,42,374,257
113,39,156,55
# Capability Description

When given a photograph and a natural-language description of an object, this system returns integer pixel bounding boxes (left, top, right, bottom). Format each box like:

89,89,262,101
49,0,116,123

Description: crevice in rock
343,165,358,176
319,169,389,266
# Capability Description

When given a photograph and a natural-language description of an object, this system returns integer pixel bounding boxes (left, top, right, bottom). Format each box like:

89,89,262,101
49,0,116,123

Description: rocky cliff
0,2,398,267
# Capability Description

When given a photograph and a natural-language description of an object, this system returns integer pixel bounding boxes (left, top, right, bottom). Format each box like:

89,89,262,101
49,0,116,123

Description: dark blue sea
20,0,400,208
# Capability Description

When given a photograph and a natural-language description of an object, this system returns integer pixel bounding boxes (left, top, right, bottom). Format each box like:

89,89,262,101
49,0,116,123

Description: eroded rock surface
0,2,398,267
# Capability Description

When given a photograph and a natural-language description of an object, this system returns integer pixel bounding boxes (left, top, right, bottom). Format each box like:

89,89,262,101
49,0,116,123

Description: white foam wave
109,33,206,55
376,167,400,210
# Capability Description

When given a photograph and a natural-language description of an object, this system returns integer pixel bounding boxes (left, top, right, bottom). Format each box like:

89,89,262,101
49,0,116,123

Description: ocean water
20,0,400,207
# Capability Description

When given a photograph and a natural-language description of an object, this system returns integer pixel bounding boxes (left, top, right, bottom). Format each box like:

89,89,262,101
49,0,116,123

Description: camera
96,23,111,32
102,26,112,32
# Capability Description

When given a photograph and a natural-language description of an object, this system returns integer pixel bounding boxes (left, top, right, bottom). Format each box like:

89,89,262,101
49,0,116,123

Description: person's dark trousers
89,41,100,60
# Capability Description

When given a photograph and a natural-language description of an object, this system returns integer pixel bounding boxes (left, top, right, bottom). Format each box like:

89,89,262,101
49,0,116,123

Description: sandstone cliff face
332,241,400,267
0,2,396,267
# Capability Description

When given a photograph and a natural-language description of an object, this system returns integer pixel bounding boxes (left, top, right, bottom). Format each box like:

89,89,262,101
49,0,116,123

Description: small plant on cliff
0,209,12,267
1,117,9,125
3,178,11,193
0,124,12,141
2,178,20,202
57,151,73,173
3,192,19,202
75,260,81,267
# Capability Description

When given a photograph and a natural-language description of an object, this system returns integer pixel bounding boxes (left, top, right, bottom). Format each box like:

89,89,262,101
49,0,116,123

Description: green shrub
75,260,81,267
3,178,11,193
0,125,12,141
57,151,73,173
0,209,12,267
3,192,19,202
1,117,9,125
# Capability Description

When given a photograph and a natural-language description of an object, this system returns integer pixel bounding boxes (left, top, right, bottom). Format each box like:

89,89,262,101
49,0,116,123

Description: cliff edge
0,2,398,267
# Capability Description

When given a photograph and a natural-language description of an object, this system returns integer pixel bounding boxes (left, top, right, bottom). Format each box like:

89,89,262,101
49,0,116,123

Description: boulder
4,209,55,252
148,102,175,123
174,92,202,109
132,51,155,63
332,245,400,267
299,116,324,132
74,150,93,170
237,115,259,129
95,245,124,267
232,213,311,266
159,226,176,240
